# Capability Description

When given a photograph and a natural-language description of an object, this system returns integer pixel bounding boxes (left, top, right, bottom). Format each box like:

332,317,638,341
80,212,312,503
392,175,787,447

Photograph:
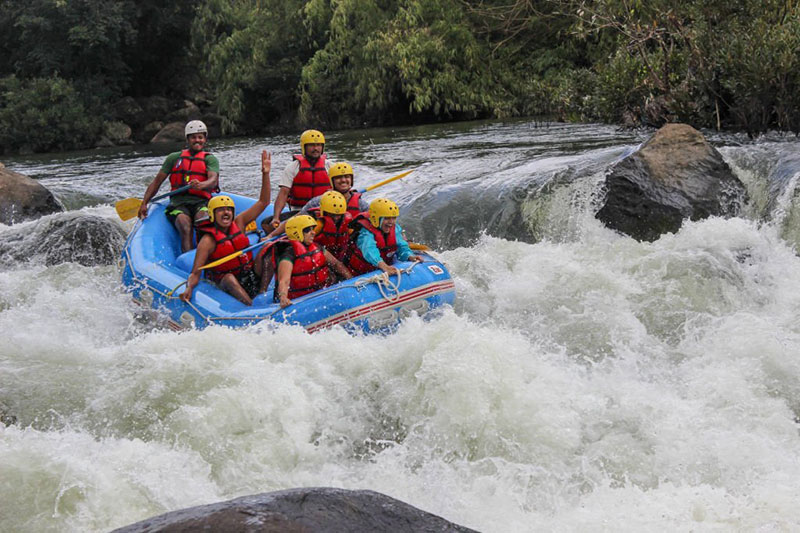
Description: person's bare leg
174,213,194,253
220,273,253,305
257,255,274,294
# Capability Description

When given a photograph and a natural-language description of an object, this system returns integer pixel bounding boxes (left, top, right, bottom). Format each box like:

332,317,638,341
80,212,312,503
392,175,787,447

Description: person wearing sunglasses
271,214,352,308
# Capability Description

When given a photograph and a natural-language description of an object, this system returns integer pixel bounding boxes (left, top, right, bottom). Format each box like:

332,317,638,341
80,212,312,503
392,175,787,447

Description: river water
2,119,800,531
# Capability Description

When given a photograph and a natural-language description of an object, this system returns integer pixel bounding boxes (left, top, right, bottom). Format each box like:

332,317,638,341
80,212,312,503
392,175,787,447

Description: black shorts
165,195,209,225
237,268,261,298
208,267,261,298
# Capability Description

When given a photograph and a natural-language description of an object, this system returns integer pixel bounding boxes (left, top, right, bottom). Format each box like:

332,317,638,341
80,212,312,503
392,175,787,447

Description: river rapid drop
2,120,800,532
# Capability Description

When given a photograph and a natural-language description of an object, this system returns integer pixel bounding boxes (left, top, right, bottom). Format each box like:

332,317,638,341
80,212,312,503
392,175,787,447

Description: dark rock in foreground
0,212,127,267
596,123,748,241
40,213,128,266
0,166,64,225
113,487,478,533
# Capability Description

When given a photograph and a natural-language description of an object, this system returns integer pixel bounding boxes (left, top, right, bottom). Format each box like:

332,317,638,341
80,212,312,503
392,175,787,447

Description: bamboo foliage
2,0,800,154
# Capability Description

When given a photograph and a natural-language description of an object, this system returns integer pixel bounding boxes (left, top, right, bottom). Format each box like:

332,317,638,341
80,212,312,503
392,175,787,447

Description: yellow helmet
207,195,235,223
285,214,318,241
300,129,325,153
368,198,399,227
328,162,354,184
319,191,347,216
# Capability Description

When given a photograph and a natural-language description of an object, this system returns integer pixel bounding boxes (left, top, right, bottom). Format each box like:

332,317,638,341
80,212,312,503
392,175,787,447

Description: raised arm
236,151,272,228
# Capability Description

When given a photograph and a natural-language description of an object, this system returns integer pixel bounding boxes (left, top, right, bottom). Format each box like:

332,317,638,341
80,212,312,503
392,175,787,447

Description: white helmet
185,120,208,136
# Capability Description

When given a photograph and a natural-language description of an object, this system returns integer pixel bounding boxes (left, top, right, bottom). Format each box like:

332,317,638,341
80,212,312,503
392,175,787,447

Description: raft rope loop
354,262,419,303
167,280,187,297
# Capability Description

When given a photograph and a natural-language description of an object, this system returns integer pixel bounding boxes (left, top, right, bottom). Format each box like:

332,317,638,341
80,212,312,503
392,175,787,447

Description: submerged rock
41,214,128,266
0,212,127,267
596,123,748,241
0,166,64,225
112,487,477,533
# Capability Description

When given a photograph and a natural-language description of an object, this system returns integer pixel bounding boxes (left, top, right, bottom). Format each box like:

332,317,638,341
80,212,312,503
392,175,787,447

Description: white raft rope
354,262,419,303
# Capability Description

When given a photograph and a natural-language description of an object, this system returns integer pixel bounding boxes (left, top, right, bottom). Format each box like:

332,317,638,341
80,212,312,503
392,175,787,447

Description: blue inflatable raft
120,193,456,332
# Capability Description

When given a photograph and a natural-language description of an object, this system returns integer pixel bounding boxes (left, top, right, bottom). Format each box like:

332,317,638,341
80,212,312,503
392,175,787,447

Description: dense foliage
1,0,799,153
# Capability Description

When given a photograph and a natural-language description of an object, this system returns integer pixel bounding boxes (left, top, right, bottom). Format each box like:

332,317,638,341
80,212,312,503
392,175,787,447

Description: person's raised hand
261,150,271,175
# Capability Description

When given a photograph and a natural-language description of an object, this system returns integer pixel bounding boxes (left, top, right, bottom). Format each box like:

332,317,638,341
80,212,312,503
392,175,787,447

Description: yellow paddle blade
245,220,258,233
200,250,244,271
408,242,430,251
115,197,143,221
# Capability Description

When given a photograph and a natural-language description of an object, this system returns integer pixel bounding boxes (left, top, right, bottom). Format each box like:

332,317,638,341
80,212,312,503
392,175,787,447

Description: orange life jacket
346,214,398,276
168,149,216,200
272,239,330,298
288,154,330,207
309,208,353,262
200,221,252,282
346,191,363,216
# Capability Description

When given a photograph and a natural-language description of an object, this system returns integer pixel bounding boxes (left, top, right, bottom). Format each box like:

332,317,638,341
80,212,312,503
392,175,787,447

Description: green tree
0,0,136,95
0,75,103,154
192,0,330,132
548,0,800,132
299,0,524,126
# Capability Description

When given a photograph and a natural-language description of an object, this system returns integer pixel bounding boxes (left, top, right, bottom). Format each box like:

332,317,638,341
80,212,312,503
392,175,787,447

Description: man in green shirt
138,120,220,252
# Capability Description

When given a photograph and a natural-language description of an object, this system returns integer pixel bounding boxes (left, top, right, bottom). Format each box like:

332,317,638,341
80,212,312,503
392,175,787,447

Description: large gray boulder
596,123,748,241
112,487,478,533
150,122,186,144
114,96,146,128
165,100,201,123
137,96,173,120
0,166,64,225
104,120,133,144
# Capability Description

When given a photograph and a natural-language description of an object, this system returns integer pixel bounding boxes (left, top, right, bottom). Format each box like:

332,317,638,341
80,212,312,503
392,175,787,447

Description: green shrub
0,76,103,154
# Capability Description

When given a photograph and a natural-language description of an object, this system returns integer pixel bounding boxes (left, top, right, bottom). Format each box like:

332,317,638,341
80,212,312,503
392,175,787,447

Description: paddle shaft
115,185,193,221
151,184,190,202
357,169,415,193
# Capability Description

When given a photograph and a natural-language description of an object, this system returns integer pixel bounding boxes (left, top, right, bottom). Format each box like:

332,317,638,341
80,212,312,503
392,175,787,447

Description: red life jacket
168,150,215,200
200,221,253,282
288,154,330,207
346,191,363,216
310,208,354,261
272,239,330,298
347,214,398,276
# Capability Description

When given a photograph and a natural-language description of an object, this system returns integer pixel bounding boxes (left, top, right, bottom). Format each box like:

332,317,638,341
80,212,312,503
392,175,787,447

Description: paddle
199,234,283,271
408,242,430,251
357,168,416,194
115,185,191,221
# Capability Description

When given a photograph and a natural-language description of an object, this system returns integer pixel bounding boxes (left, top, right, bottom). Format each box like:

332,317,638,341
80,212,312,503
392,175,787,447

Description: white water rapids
2,120,800,531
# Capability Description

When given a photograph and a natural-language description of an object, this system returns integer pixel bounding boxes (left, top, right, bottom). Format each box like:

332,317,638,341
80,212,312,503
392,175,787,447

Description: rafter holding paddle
115,185,190,221
199,234,281,271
